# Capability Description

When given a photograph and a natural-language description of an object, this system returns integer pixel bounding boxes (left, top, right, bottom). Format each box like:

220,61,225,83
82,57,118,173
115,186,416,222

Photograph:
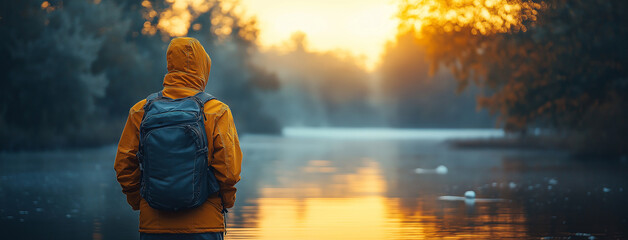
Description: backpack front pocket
143,125,200,210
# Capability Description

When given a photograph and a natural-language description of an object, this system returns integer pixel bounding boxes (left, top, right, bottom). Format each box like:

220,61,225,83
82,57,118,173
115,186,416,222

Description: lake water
1,128,627,239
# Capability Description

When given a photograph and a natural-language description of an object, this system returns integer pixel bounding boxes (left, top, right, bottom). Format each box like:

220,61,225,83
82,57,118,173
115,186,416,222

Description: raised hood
163,37,211,91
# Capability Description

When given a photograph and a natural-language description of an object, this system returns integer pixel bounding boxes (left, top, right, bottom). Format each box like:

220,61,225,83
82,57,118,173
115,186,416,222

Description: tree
0,0,280,149
397,0,628,155
0,1,110,148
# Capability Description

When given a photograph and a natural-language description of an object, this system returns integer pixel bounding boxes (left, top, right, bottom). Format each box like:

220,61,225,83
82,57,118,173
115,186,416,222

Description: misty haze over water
1,129,626,239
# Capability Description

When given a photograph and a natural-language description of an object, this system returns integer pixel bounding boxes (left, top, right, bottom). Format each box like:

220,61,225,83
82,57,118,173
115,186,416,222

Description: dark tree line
0,0,279,150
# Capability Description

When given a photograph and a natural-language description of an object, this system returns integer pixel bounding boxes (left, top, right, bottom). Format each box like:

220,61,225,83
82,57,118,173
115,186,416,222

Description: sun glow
240,0,398,71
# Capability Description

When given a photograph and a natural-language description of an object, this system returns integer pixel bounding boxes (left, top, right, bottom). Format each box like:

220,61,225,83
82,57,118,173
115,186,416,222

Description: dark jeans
140,232,224,240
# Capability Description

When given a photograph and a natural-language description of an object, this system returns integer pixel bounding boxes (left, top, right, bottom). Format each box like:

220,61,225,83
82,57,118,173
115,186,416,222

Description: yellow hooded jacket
114,37,242,233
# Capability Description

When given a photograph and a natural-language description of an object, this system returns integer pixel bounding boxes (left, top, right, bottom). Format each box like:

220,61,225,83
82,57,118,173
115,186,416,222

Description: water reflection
1,130,627,239
228,133,627,239
230,146,531,239
233,159,391,239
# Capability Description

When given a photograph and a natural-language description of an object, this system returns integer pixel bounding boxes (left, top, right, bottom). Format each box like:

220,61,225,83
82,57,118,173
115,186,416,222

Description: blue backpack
137,91,220,211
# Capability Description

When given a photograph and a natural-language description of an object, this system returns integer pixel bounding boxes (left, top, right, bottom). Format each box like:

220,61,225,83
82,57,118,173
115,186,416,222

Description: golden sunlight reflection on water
228,152,529,239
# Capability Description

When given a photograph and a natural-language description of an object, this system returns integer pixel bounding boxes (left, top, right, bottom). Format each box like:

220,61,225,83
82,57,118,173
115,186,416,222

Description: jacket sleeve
210,107,242,209
113,105,144,210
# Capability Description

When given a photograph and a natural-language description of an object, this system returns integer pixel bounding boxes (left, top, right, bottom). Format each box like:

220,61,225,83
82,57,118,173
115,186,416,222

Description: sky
238,0,399,71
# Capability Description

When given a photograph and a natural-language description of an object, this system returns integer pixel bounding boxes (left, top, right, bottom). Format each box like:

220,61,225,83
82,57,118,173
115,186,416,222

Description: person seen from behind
114,37,242,240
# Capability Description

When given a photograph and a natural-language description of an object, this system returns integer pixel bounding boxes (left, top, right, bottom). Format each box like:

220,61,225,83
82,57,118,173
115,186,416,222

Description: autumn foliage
398,0,628,155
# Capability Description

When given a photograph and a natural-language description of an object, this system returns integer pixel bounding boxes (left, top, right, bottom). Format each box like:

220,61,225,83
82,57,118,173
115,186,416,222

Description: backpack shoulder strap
146,91,163,102
143,91,163,113
194,91,216,105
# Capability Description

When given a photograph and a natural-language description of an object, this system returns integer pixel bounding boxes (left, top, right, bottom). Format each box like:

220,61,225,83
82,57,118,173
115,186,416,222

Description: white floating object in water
435,165,448,174
509,182,517,189
603,187,611,193
548,178,558,185
415,165,448,174
464,190,476,199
